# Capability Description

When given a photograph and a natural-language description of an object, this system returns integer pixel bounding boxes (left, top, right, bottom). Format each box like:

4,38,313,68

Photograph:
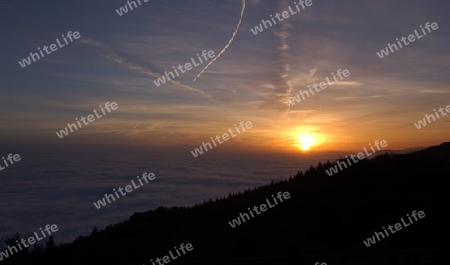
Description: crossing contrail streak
79,39,215,102
192,0,246,81
274,0,293,113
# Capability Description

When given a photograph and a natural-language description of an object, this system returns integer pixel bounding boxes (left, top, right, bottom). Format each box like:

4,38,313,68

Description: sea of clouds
0,145,345,244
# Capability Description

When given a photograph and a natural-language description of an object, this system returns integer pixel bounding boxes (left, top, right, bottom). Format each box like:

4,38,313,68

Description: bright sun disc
298,135,316,151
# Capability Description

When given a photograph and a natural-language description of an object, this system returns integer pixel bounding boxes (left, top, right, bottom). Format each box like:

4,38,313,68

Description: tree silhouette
6,143,450,264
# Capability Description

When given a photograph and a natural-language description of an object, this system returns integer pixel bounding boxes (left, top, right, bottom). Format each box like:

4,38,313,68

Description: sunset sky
1,0,449,153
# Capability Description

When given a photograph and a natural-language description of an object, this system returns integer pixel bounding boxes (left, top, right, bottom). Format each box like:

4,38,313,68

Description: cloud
79,38,215,102
309,68,318,76
258,0,293,113
420,89,450,94
79,39,105,48
334,81,363,87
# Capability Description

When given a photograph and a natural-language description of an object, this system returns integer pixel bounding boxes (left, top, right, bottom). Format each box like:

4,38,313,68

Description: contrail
193,0,246,81
79,39,215,102
274,0,293,114
257,0,292,114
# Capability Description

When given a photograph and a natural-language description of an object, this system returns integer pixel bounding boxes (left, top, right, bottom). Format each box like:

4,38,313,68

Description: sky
1,0,449,153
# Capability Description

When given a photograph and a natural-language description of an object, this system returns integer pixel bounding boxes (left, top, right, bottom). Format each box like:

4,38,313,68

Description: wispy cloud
334,81,363,87
79,38,215,102
420,89,450,94
258,0,293,113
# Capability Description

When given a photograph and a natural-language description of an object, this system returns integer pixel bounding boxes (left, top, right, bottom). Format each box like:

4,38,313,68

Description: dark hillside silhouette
3,143,450,264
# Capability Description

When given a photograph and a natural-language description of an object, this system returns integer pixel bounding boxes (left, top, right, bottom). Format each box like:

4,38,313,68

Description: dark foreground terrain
2,143,450,265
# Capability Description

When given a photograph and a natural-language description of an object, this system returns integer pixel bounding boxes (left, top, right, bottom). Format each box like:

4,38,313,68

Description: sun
297,135,316,151
287,127,324,152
